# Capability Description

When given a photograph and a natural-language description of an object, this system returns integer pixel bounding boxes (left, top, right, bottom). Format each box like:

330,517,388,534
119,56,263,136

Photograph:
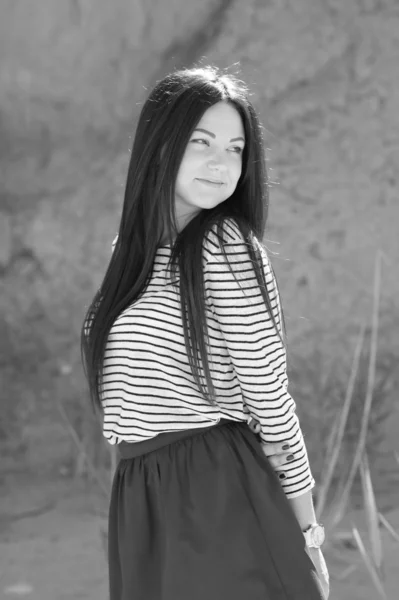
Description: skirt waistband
117,418,236,460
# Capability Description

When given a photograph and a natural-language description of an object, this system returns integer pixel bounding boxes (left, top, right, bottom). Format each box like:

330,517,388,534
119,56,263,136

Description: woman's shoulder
202,217,266,263
203,217,244,252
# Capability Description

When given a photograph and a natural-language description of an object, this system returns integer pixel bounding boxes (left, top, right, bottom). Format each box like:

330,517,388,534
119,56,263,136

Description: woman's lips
196,178,224,187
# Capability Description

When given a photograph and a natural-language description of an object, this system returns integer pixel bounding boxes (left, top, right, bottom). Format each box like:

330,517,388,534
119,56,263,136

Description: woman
81,65,329,599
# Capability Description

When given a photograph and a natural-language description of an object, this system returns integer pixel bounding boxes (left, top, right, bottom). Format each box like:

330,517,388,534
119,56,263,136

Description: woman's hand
248,418,330,599
248,418,293,481
306,547,330,599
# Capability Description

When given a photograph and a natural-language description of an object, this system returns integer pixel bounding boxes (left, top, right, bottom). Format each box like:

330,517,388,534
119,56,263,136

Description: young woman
81,65,329,600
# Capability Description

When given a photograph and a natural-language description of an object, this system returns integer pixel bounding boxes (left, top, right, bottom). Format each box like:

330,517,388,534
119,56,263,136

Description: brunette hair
80,64,286,412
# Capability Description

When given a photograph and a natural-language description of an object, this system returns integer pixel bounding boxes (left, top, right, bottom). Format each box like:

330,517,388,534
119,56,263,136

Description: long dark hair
80,64,286,414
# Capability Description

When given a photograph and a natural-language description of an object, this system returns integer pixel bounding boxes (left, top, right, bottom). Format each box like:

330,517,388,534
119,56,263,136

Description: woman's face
174,101,245,232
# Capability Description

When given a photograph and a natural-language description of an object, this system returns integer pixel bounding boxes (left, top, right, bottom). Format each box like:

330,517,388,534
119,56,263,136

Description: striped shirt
101,218,315,498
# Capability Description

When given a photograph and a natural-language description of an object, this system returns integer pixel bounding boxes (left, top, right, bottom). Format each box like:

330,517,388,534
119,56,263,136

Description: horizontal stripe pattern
101,219,315,498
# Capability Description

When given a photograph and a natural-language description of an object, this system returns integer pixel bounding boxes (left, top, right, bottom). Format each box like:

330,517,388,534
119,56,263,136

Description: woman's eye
191,138,209,146
190,139,243,154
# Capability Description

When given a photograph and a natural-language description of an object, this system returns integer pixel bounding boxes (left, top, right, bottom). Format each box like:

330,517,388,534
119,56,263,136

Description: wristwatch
302,523,325,548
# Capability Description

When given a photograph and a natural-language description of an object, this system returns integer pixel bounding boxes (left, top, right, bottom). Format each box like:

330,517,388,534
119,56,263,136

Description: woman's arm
203,220,316,499
288,491,330,598
287,490,316,530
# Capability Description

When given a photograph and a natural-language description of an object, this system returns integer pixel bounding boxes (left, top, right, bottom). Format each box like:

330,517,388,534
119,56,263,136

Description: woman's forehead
196,102,245,137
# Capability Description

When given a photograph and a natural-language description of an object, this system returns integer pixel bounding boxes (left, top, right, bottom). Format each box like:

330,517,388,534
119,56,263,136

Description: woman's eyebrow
193,128,245,143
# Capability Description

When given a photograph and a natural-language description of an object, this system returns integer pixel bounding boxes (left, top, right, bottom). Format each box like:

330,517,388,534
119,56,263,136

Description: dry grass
315,250,399,598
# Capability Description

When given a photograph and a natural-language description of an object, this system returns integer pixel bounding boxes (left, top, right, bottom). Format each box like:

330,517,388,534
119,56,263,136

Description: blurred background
1,1,398,598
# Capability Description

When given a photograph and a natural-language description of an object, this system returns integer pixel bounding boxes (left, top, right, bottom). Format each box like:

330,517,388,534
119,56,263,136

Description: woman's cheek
230,158,243,182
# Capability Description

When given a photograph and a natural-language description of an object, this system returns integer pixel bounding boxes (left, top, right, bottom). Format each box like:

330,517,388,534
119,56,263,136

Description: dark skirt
108,418,324,600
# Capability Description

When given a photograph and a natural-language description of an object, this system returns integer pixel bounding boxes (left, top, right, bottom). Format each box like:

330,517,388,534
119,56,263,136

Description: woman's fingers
262,448,293,470
259,440,287,456
248,418,293,471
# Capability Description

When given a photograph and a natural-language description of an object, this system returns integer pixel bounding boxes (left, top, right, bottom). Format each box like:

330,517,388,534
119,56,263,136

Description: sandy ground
1,471,399,600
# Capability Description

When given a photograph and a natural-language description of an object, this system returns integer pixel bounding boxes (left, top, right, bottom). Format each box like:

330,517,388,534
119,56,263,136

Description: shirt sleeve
203,219,316,499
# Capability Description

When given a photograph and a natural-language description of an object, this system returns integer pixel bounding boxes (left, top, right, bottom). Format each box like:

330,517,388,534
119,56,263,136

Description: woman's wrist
286,490,317,530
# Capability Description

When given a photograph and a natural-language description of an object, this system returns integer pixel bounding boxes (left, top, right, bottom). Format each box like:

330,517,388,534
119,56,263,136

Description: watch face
312,526,325,546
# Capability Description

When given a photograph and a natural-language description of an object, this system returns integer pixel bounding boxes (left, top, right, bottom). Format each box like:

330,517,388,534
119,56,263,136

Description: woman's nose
207,154,227,170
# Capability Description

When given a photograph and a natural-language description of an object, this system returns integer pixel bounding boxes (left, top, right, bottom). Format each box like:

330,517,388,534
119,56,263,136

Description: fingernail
282,444,290,450
286,454,294,462
279,472,286,479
